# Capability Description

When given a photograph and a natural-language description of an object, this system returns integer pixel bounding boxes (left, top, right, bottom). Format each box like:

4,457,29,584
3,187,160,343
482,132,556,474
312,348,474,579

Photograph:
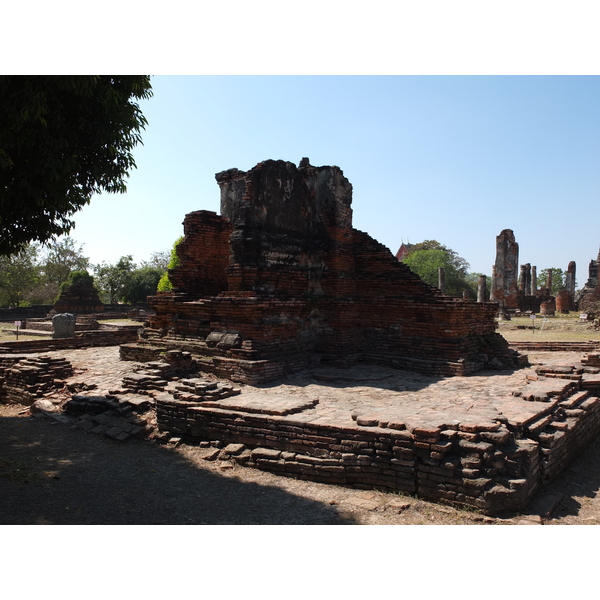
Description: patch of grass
97,319,141,325
497,316,600,343
0,331,51,342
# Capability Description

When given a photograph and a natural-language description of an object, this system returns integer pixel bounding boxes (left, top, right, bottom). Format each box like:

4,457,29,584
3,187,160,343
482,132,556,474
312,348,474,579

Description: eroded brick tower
145,159,520,384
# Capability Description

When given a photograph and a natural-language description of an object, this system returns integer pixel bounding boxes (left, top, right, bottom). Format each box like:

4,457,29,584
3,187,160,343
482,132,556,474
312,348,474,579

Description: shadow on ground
0,414,355,525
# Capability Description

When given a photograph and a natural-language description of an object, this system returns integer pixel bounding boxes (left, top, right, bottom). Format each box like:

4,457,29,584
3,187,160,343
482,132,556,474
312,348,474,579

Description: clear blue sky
70,75,600,285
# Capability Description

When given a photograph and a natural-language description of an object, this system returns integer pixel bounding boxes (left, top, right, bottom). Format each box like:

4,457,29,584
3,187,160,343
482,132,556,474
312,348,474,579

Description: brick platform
153,356,600,515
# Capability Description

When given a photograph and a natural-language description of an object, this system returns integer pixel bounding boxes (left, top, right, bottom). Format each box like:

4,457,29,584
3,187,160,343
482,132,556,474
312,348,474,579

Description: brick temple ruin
136,159,521,384
490,229,579,317
5,158,600,517
112,160,600,514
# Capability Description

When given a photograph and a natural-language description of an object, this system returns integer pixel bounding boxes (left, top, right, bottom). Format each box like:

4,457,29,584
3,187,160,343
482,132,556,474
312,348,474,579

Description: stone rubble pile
0,355,73,405
122,371,169,393
582,352,600,368
64,394,154,441
172,378,241,402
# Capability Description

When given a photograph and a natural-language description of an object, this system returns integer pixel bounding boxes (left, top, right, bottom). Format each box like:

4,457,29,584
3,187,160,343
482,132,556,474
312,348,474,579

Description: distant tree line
0,236,171,308
400,240,575,300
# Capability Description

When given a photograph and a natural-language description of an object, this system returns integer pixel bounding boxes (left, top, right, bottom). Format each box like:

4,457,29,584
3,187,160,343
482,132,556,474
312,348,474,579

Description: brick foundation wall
509,341,600,352
155,396,540,514
155,379,600,515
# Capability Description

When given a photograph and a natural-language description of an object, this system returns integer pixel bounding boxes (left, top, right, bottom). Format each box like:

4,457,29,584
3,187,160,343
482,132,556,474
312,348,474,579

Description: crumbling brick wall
578,250,600,312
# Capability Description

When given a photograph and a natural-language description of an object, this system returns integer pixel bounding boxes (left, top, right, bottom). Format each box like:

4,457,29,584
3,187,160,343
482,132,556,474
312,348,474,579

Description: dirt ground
2,397,600,526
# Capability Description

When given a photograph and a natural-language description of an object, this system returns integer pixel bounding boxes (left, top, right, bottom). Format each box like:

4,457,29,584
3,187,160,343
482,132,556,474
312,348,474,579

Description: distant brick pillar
531,266,537,296
566,261,576,310
438,267,445,294
540,298,556,316
490,229,519,309
477,275,487,302
556,290,570,313
519,264,531,293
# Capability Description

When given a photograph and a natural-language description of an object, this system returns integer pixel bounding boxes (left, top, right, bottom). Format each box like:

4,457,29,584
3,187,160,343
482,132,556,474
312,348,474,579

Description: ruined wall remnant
490,229,519,310
577,249,600,312
143,159,521,384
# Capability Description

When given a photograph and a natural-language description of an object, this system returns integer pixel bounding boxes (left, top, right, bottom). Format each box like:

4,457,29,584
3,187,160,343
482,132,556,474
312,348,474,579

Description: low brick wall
155,377,600,515
0,329,139,354
535,394,600,480
155,397,541,514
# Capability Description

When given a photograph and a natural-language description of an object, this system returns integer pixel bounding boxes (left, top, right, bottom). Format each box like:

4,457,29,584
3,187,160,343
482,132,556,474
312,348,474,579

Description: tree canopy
537,268,567,296
40,237,90,286
402,240,475,297
157,236,183,292
122,266,163,304
0,75,152,256
0,245,39,307
94,255,136,304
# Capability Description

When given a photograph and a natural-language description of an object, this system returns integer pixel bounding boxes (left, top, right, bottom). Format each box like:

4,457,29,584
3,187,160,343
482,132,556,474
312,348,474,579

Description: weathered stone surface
52,313,76,339
222,443,246,456
30,399,60,414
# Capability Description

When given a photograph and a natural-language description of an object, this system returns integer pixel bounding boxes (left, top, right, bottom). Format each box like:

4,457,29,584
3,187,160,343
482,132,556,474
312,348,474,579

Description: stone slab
200,396,319,416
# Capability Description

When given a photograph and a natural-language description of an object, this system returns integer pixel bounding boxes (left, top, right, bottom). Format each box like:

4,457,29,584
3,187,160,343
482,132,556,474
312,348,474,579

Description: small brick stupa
52,273,104,314
143,158,520,384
